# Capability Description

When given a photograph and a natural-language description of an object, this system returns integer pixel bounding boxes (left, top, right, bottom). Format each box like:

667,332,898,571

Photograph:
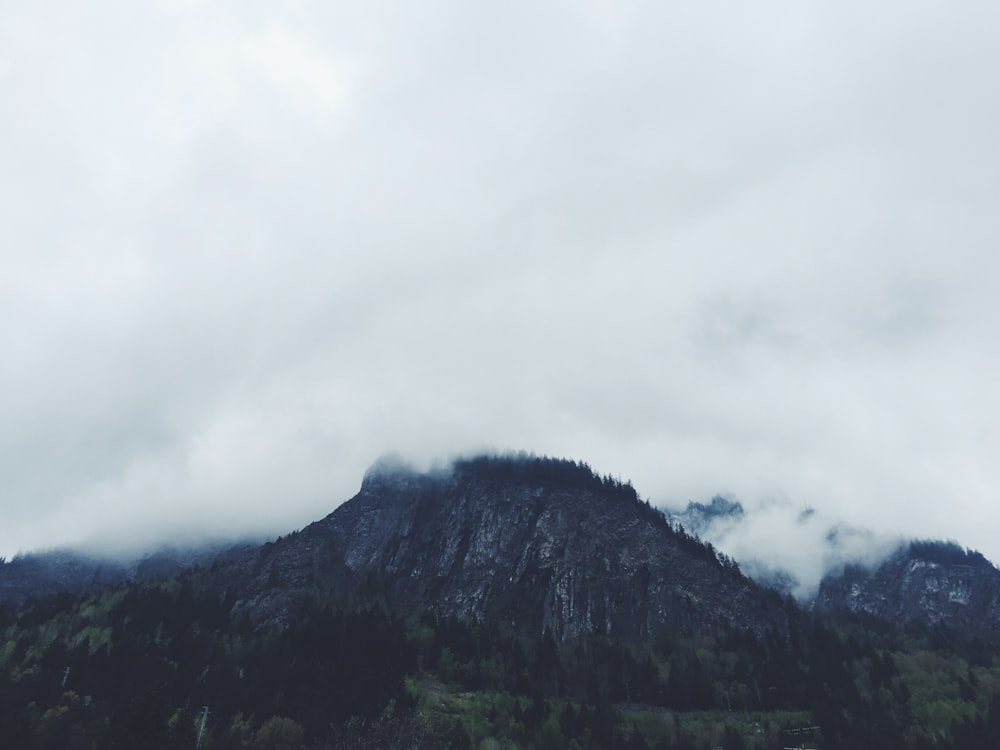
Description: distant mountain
814,540,1000,632
0,543,252,605
222,455,791,640
669,495,1000,633
667,497,906,602
668,495,746,538
0,549,128,605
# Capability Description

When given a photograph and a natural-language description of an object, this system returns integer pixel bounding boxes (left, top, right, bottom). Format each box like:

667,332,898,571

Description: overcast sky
2,1,999,566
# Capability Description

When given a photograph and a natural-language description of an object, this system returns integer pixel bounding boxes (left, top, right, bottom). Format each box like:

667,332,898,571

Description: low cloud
669,497,904,600
1,1,999,562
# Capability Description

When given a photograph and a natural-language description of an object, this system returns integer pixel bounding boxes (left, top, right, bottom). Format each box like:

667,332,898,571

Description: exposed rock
229,455,791,640
814,541,1000,632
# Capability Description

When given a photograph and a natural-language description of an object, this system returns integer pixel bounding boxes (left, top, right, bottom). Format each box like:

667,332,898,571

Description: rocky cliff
228,455,790,640
814,541,1000,632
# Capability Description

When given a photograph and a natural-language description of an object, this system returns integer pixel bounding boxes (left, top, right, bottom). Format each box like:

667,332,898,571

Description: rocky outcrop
814,541,1000,632
229,455,790,640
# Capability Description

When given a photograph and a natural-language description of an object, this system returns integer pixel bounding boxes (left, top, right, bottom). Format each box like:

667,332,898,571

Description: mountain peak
815,538,1000,631
906,539,994,569
236,453,783,640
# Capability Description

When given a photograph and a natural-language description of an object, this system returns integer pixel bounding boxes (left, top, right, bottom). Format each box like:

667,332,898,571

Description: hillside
815,540,1000,632
225,455,787,640
3,455,1000,749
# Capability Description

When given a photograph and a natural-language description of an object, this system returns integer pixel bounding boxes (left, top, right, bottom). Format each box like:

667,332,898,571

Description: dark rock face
232,456,789,640
814,541,1000,632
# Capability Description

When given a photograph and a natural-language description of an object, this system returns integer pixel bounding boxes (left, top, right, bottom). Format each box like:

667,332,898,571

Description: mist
669,496,905,600
2,1,999,562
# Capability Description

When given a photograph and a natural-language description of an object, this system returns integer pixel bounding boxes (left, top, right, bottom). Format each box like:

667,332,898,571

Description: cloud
670,497,904,600
1,1,999,566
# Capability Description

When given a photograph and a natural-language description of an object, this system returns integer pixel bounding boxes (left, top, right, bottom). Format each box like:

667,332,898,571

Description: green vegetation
2,576,1000,749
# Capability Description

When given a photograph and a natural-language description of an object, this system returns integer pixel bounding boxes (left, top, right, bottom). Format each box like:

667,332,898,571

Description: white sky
2,1,999,565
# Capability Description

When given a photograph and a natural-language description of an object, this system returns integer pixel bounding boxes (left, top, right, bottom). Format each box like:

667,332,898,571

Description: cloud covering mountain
668,496,903,599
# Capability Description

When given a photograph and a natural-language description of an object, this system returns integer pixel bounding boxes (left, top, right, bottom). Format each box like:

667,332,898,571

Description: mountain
669,498,1000,633
0,543,252,605
667,498,906,602
6,454,1000,749
9,461,998,642
223,455,790,640
0,549,128,605
668,495,746,539
814,540,1000,632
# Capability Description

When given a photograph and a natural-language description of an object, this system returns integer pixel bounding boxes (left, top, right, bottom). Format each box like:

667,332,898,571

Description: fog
2,2,999,565
669,496,905,599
